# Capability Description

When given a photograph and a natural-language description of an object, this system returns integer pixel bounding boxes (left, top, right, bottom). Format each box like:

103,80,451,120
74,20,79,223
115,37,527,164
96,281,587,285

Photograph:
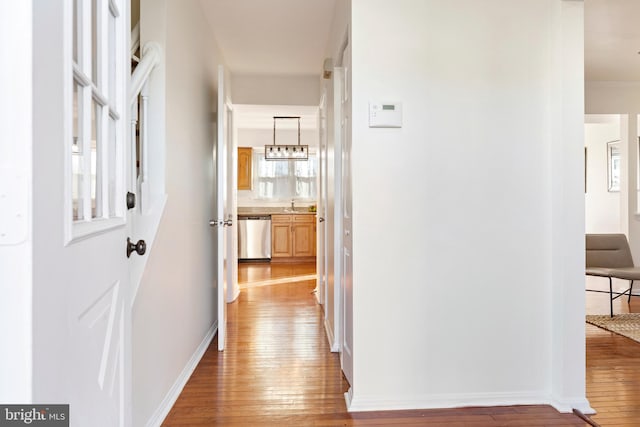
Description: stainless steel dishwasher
237,215,271,260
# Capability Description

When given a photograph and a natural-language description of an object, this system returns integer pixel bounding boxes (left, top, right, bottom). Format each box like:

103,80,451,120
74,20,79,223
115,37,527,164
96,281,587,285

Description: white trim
345,391,592,414
130,22,139,55
145,322,217,427
324,318,339,352
66,0,127,242
344,387,354,409
0,0,33,403
67,216,126,245
130,42,161,105
549,397,595,415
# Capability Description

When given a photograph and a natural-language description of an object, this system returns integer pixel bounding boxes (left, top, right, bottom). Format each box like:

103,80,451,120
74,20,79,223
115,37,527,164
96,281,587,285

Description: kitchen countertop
238,207,317,215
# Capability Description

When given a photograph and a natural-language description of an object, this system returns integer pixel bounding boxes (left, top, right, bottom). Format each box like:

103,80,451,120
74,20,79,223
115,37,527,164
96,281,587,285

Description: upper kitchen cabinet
238,147,252,190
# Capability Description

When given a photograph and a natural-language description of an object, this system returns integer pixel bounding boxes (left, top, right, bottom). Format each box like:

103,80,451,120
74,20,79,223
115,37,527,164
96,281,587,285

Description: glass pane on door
72,81,83,221
91,100,102,218
108,117,117,217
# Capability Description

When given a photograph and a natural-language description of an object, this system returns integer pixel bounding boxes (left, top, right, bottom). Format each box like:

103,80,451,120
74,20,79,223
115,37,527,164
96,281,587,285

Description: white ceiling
585,0,640,82
199,0,337,76
198,1,640,84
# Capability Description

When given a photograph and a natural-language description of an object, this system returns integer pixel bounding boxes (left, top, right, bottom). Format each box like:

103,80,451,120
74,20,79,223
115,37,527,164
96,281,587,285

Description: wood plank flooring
585,276,640,426
162,265,640,426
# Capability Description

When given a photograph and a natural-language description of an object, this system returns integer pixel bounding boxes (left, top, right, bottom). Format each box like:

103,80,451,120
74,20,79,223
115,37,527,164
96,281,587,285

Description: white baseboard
549,396,595,414
344,387,354,409
145,321,217,427
345,390,586,414
324,317,339,353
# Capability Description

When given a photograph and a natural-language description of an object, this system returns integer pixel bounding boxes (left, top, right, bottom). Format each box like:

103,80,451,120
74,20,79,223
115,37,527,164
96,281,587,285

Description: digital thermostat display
369,102,402,128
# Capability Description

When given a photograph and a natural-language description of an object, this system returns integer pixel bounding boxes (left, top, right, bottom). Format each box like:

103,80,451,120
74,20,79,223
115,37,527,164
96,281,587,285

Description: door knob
224,219,233,226
209,220,219,226
319,217,325,223
127,238,147,258
126,192,136,209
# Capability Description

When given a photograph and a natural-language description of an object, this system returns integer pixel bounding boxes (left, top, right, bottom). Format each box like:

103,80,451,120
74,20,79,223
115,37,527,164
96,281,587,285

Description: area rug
586,314,640,343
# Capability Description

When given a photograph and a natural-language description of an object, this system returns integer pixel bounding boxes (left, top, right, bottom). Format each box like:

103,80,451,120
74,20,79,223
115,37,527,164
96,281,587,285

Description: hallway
161,263,589,426
162,265,351,425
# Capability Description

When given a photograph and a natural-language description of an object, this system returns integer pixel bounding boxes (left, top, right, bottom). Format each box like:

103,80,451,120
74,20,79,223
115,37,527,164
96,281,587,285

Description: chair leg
629,280,635,304
609,277,614,317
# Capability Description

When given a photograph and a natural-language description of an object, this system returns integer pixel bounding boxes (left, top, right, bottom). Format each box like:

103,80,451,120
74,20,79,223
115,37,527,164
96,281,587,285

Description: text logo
0,405,68,427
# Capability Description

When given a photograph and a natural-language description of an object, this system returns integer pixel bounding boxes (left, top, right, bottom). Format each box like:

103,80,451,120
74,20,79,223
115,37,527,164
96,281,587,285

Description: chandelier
264,116,308,160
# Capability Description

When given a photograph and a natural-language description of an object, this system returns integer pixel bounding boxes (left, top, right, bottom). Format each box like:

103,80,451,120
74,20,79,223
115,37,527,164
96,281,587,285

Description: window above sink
242,149,318,202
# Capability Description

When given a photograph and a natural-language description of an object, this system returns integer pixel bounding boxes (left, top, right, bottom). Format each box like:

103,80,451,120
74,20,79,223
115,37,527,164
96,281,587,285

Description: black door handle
127,238,147,258
126,192,136,209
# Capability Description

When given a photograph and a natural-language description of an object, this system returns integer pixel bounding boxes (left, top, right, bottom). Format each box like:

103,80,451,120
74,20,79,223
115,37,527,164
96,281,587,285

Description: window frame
66,0,126,243
251,149,318,202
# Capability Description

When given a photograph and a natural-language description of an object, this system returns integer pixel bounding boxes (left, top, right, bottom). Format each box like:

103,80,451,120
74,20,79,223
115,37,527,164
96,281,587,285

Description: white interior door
215,65,230,351
317,93,328,305
225,101,238,303
340,41,354,386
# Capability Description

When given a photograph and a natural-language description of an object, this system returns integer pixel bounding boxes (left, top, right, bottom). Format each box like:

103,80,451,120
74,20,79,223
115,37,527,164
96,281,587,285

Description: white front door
29,0,136,424
69,214,133,427
340,40,354,386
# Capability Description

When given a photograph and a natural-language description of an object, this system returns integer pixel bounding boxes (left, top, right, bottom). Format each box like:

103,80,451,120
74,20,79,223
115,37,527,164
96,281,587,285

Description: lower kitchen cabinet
292,216,314,257
272,216,293,257
271,214,316,260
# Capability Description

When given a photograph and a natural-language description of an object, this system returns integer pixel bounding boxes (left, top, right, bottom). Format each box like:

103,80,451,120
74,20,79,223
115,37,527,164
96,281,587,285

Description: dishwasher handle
239,215,271,221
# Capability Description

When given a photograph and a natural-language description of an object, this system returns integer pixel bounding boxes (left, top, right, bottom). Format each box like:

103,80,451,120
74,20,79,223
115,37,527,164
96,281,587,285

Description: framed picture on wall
607,140,620,192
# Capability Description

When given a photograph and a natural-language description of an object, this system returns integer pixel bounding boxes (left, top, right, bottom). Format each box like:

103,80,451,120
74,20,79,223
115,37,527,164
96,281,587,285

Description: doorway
232,105,321,297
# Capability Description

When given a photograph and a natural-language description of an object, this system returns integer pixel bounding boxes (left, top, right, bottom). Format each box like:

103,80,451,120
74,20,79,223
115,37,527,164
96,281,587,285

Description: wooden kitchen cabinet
271,214,316,260
293,215,315,257
237,147,252,190
271,215,293,257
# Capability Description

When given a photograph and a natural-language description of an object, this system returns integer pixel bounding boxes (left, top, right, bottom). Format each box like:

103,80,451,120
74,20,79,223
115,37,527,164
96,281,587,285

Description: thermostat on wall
369,102,402,128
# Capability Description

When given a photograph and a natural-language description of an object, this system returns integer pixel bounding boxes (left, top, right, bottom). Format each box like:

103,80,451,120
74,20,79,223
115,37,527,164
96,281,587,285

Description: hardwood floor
585,276,640,426
162,265,640,426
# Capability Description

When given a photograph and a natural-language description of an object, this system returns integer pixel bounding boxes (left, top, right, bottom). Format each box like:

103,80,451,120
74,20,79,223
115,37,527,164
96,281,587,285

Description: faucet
290,199,295,211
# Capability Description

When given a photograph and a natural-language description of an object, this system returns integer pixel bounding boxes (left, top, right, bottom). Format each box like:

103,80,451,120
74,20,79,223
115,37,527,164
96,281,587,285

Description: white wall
585,82,640,260
0,1,33,403
237,128,319,148
347,0,588,412
585,119,621,233
586,82,640,114
231,74,320,106
132,0,222,424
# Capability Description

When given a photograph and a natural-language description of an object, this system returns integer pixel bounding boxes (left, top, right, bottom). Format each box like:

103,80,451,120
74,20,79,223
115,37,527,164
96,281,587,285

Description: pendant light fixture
265,116,308,160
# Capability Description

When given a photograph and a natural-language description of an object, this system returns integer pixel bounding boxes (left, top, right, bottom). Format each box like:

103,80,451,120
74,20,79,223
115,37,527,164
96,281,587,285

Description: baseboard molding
549,396,595,415
145,321,217,427
344,387,354,409
345,390,582,413
324,318,339,353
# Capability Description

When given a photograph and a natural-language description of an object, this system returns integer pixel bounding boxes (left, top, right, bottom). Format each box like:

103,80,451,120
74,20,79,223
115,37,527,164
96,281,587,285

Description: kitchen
234,105,320,285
